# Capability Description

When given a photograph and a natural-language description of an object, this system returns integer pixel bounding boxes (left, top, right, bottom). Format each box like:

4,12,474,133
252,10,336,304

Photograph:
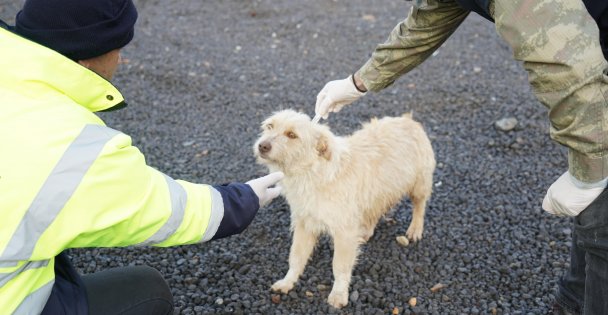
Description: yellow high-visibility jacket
0,27,258,314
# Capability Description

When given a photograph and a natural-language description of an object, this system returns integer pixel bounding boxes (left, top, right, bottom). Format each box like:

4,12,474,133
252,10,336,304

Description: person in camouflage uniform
314,1,608,314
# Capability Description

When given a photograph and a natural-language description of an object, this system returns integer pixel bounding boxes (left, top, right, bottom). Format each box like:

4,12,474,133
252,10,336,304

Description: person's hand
315,75,366,121
246,172,284,207
542,171,607,216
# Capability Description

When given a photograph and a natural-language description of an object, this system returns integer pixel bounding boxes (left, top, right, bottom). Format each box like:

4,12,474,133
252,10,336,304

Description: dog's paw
406,224,423,242
271,279,294,294
327,289,349,309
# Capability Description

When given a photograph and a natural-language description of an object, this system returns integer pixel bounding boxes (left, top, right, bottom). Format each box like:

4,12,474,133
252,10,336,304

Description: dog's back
349,113,431,154
341,113,435,218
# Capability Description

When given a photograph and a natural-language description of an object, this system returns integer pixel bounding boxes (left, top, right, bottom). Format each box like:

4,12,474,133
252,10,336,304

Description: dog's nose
258,141,272,154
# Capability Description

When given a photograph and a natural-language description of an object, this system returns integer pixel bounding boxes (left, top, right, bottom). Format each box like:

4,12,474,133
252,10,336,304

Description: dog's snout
258,141,272,154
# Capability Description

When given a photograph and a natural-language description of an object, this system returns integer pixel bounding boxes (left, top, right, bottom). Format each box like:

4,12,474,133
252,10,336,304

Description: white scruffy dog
254,110,435,308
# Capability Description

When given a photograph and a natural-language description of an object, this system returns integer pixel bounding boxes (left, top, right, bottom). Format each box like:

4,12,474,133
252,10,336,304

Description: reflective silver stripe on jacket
0,125,119,265
0,260,49,288
201,187,225,242
138,174,188,245
12,281,54,315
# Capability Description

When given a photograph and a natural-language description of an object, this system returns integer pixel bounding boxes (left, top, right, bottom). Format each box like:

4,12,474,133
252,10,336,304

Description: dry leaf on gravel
430,283,447,293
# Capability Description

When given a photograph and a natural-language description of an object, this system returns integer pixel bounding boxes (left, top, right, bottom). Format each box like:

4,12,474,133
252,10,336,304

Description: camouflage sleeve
358,0,469,92
494,0,608,183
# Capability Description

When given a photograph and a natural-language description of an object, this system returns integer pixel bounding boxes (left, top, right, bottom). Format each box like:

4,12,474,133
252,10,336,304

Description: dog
253,109,435,308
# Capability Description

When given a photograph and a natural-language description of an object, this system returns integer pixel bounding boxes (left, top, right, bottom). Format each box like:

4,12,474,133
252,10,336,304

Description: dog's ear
316,134,331,160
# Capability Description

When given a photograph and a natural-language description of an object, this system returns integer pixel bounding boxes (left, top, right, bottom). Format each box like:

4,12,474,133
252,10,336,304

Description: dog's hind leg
406,176,432,242
406,195,426,242
271,221,318,294
327,231,360,308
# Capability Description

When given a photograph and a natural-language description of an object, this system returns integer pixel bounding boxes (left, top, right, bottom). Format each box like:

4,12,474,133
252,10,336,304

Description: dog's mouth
257,151,269,159
255,149,273,162
257,153,285,170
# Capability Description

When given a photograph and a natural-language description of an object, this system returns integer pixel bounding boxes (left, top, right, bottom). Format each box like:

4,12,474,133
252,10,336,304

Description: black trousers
557,189,608,315
82,265,174,315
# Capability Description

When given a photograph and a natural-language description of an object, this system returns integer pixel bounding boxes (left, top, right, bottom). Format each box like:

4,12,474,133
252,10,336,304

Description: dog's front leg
327,232,359,309
271,221,318,294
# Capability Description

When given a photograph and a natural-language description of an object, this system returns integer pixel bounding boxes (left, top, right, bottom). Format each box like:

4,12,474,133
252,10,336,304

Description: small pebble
408,297,417,307
396,236,410,247
495,117,518,131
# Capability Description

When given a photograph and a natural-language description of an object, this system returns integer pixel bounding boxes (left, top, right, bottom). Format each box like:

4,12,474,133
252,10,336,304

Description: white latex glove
542,171,607,216
315,75,366,121
246,172,284,207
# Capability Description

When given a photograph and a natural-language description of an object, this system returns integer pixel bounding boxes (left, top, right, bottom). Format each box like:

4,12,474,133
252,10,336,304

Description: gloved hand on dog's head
542,171,607,217
246,172,284,207
315,75,366,121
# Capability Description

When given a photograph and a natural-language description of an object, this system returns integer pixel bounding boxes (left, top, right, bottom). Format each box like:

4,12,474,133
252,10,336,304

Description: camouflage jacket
358,0,608,183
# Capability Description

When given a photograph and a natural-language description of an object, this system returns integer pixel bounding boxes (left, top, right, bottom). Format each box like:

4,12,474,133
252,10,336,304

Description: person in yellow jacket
0,0,284,314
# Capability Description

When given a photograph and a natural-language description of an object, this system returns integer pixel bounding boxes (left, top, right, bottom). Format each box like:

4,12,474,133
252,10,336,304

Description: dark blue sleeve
211,183,260,240
41,252,88,315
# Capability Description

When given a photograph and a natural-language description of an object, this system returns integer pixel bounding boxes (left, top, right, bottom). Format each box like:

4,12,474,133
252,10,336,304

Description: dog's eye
285,131,298,139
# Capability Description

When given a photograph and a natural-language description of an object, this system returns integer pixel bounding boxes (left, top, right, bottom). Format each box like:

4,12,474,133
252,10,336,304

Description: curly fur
254,109,435,308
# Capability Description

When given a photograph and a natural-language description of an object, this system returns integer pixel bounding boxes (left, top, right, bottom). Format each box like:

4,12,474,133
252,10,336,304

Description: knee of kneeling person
130,265,174,302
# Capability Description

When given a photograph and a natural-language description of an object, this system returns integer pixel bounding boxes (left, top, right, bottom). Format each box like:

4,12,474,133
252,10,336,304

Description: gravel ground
2,0,575,314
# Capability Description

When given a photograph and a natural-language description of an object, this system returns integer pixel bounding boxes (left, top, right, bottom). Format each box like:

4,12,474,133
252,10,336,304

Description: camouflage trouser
493,0,608,184
493,2,608,314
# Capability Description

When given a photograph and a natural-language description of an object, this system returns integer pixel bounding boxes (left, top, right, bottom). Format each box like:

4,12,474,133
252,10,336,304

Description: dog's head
254,110,333,173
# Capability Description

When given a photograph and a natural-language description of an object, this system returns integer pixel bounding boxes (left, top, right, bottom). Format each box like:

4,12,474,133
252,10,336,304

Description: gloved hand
315,75,366,121
246,172,284,207
542,171,607,216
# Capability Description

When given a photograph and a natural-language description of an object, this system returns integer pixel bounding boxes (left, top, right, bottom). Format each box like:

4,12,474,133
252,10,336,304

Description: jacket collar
0,27,125,112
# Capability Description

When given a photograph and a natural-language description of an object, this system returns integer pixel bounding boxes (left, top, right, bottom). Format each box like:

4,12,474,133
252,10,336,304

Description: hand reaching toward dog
542,171,607,216
246,172,284,207
315,75,366,121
